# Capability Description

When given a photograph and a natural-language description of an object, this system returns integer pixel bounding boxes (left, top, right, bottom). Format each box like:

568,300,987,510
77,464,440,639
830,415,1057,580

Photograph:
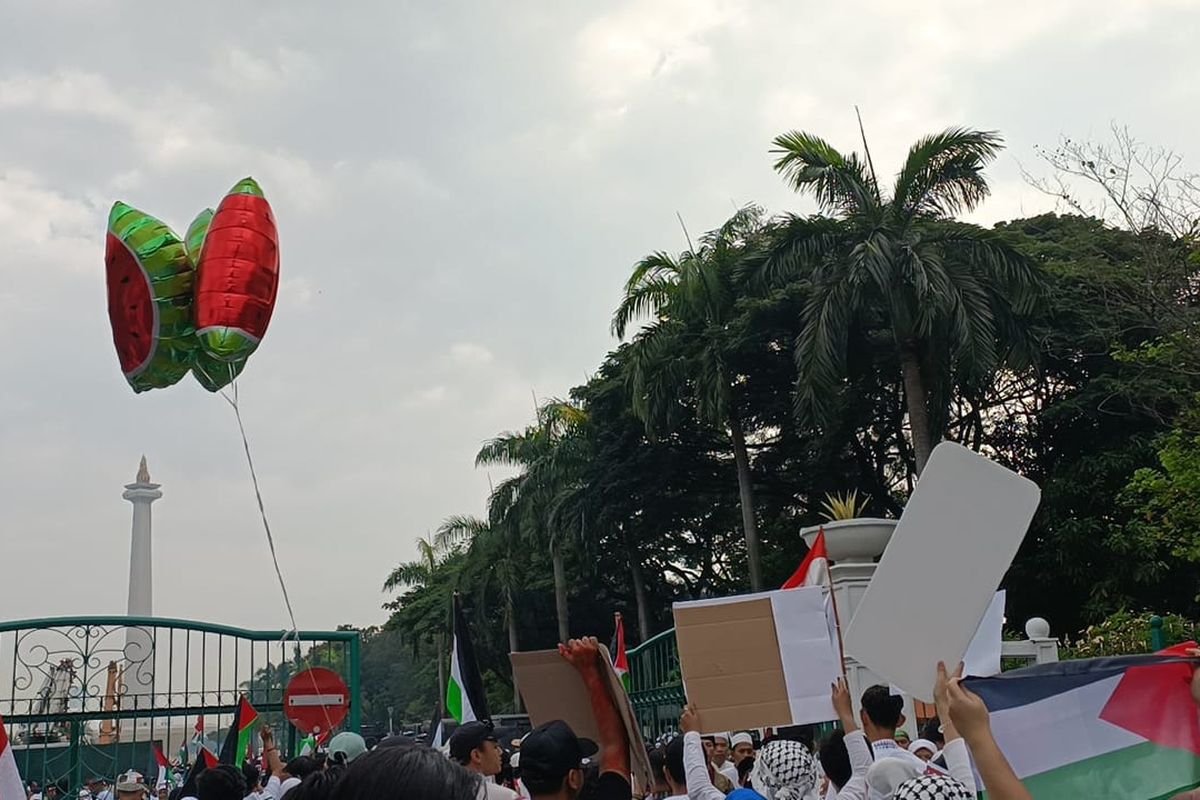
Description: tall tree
477,401,589,642
382,534,455,719
436,515,526,711
764,128,1043,474
613,207,770,589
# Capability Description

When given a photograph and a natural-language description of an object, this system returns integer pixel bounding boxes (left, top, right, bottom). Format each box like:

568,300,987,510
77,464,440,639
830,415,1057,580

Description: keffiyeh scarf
748,740,817,800
892,774,974,800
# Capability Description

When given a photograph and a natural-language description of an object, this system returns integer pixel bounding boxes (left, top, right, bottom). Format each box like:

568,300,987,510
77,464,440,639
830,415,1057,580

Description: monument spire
122,456,161,716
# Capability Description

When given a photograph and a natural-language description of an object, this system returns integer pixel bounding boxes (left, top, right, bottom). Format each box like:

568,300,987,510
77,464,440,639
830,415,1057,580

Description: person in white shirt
711,735,739,788
818,679,872,800
858,686,926,773
448,721,520,800
678,709,726,800
660,736,690,800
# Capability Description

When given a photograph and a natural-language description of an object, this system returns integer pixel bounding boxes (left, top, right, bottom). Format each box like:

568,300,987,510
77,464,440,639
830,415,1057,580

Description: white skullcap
730,732,754,748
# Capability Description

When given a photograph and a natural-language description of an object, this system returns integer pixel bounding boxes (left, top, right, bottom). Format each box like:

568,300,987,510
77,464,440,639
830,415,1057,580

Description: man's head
646,747,670,796
114,772,146,800
519,721,599,800
712,734,730,766
45,788,59,799
663,736,686,795
449,721,503,777
920,718,945,749
700,736,714,762
284,757,317,782
334,746,479,800
730,733,754,765
818,731,851,792
859,684,905,740
894,730,911,749
240,763,260,794
908,739,937,762
155,789,167,800
326,732,368,767
195,765,245,800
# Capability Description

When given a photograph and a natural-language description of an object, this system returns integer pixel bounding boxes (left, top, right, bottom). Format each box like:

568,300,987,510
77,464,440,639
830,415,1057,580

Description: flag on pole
295,732,317,758
964,644,1200,798
427,704,444,749
179,747,218,800
446,593,490,724
153,742,170,790
0,713,26,800
782,528,828,588
782,528,841,666
609,613,630,692
218,696,260,767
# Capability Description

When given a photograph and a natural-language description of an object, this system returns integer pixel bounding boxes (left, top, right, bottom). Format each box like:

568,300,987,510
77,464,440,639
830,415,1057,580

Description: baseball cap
115,772,145,793
327,731,368,764
448,721,498,762
517,721,598,779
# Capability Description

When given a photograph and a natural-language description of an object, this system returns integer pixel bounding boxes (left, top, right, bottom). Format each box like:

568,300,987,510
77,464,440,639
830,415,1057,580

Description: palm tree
764,127,1043,474
382,534,454,719
613,207,769,589
436,515,525,711
477,401,588,642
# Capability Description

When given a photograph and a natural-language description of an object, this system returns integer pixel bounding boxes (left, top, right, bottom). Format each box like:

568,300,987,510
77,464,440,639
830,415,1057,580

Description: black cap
518,721,599,778
449,721,498,762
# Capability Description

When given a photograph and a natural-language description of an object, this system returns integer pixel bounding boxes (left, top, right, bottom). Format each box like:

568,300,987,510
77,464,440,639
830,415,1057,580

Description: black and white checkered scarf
892,774,974,800
747,740,817,800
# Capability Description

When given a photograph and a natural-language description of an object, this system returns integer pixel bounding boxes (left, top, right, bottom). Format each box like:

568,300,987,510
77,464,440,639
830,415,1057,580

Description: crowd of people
28,641,1200,800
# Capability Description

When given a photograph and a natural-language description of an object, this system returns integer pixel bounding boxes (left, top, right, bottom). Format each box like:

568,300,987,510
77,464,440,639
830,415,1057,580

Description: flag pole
821,527,849,680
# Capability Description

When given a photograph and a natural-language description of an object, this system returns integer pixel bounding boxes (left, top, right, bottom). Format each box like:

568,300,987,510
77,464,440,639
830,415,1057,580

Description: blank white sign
844,443,1040,700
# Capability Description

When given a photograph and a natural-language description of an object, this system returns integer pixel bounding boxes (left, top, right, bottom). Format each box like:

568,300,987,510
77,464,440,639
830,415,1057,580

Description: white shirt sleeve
835,731,872,800
683,732,728,800
940,739,977,798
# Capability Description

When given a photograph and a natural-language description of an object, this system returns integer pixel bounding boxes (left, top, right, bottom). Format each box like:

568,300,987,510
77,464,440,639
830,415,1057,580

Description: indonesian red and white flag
153,742,170,789
0,713,26,800
782,528,829,588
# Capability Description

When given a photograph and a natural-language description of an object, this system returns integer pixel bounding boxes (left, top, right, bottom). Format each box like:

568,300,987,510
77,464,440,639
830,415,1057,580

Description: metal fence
626,629,684,740
0,616,359,792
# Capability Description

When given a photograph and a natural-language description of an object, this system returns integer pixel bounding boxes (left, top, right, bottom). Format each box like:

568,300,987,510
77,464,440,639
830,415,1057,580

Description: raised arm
680,705,727,800
559,637,631,778
934,662,976,797
259,725,285,778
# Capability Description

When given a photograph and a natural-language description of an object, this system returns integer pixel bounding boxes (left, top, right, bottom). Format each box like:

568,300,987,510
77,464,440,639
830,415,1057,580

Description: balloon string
215,367,338,738
219,372,300,644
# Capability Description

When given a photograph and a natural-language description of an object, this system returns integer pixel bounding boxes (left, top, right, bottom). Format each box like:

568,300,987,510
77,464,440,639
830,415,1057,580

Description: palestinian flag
610,613,630,692
218,696,259,767
446,593,490,724
964,643,1200,798
153,742,170,789
179,748,218,799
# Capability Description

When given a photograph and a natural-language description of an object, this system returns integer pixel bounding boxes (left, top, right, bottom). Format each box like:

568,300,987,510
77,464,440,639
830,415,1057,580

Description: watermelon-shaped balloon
185,207,213,265
104,203,196,392
193,177,280,378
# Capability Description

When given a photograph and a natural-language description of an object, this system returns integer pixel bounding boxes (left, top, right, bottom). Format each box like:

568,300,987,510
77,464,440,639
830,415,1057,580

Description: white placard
963,590,1005,678
844,443,1040,700
770,586,841,724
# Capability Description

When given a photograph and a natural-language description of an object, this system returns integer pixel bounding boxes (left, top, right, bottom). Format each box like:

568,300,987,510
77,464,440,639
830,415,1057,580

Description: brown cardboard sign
673,597,792,731
510,645,653,792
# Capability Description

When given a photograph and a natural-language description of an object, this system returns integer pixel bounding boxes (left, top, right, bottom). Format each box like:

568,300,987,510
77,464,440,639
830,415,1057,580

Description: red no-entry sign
284,667,350,734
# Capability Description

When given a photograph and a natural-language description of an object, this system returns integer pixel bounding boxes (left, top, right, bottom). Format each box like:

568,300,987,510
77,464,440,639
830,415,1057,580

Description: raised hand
680,703,702,734
558,636,603,674
831,678,856,730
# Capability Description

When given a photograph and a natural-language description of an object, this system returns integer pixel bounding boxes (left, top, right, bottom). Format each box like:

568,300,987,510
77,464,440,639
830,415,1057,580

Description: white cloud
1,0,1199,631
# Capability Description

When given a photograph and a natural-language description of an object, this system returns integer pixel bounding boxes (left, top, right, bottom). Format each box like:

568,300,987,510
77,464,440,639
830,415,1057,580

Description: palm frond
382,562,431,593
435,515,489,549
793,278,856,422
746,214,848,290
771,131,877,216
892,128,1004,219
612,252,683,339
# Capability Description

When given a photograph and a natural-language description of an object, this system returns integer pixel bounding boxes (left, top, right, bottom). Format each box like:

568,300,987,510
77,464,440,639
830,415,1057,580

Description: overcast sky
1,0,1197,633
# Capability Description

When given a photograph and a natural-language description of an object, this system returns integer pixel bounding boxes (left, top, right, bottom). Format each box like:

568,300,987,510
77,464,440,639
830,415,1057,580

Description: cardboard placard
844,442,1040,700
510,645,653,792
673,587,840,732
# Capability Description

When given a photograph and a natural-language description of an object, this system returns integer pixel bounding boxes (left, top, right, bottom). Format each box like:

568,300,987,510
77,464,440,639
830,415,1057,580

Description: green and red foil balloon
103,177,280,393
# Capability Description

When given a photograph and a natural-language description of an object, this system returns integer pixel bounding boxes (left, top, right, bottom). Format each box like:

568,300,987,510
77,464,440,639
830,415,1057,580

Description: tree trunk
629,550,651,643
899,345,935,475
551,541,570,642
728,408,762,591
507,594,522,712
436,631,446,721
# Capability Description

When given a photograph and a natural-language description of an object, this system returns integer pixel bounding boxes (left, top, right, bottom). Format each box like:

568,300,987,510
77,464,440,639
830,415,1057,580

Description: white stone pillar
122,456,160,728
